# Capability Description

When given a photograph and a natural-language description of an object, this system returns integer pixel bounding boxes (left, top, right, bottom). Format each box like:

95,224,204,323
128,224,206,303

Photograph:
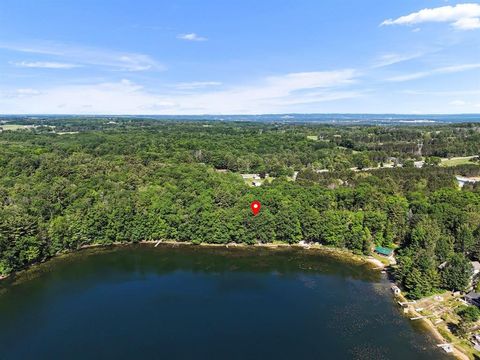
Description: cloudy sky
0,0,479,114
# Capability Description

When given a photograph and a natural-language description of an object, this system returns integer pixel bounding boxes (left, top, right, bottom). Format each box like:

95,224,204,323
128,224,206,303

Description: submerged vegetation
1,117,480,302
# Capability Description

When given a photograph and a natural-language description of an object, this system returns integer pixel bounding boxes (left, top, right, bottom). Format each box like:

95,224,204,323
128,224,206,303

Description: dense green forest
1,118,480,299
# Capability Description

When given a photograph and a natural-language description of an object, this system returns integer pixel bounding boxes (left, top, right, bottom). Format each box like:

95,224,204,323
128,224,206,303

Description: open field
0,124,33,130
441,156,478,167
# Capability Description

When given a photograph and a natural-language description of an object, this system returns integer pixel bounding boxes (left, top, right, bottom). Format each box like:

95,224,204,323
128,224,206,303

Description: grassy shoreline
395,290,472,360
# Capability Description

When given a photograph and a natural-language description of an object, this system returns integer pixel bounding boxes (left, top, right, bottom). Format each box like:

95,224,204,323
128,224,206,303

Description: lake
0,245,450,359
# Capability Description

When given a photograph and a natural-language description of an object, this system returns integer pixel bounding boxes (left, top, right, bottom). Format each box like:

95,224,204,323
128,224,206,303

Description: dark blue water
0,246,451,359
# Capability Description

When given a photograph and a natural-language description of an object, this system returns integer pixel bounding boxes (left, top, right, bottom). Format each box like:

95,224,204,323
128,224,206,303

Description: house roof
466,292,480,300
472,261,480,271
375,246,393,256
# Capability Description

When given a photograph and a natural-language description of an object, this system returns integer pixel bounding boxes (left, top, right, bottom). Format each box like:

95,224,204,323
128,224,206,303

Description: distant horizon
2,113,480,117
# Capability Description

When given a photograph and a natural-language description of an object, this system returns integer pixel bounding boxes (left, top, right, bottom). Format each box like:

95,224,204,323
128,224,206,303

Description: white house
414,161,424,168
456,176,480,188
472,261,480,276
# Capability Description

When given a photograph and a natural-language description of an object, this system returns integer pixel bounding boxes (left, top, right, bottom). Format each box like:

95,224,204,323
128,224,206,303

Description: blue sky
0,0,479,114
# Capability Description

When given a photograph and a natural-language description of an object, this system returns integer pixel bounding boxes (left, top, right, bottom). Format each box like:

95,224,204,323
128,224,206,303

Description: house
465,292,480,307
471,261,480,276
374,246,394,258
456,175,480,188
472,334,480,351
241,173,261,180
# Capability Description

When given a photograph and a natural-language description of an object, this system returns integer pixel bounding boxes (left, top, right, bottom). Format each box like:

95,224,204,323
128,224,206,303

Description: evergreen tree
441,253,473,292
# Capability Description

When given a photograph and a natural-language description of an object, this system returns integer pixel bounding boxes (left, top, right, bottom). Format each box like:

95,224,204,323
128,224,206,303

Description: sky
0,0,479,115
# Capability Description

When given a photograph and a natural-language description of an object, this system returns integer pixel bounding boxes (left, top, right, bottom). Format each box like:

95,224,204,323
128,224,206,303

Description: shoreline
0,240,384,282
140,240,387,269
395,292,471,360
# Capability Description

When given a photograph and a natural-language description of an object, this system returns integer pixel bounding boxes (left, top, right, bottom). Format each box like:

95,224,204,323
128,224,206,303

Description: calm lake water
0,245,450,360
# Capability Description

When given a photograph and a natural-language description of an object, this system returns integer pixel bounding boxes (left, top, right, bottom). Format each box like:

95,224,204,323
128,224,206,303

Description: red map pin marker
250,200,261,216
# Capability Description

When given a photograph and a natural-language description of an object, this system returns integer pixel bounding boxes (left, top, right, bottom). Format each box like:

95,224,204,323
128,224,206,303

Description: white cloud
177,33,208,41
174,81,222,90
382,3,480,30
454,16,480,30
372,52,424,68
449,100,467,106
15,88,41,95
0,70,360,114
402,89,480,96
11,61,80,69
0,88,42,99
387,63,480,82
0,41,164,71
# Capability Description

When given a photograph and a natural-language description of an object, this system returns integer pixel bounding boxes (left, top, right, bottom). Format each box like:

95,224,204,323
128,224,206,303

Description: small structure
471,261,480,276
438,261,448,270
472,334,480,351
374,246,394,258
241,173,261,180
465,292,480,307
437,343,453,353
252,181,262,187
391,285,401,296
456,175,480,188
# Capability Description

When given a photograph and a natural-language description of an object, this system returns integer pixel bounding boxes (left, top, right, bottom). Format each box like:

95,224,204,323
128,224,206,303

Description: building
456,175,480,188
472,261,480,276
374,246,394,258
241,173,261,180
465,292,480,307
472,334,480,352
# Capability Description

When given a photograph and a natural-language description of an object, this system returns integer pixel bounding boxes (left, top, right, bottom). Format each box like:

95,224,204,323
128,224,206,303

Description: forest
1,117,480,299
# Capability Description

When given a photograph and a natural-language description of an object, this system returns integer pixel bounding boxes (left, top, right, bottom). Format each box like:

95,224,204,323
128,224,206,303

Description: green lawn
0,124,30,130
440,156,477,167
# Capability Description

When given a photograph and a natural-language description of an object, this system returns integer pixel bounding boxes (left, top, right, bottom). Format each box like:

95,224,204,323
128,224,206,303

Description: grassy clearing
242,175,275,187
441,156,477,167
0,124,31,130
